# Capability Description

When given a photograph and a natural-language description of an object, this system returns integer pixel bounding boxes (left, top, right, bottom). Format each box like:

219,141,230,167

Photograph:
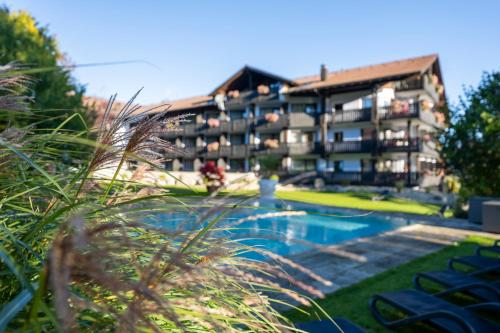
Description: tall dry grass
0,64,327,332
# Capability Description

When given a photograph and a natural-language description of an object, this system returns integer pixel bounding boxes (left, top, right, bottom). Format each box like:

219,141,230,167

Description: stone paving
284,224,500,296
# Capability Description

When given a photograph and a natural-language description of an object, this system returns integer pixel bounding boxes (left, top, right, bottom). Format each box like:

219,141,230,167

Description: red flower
199,161,225,185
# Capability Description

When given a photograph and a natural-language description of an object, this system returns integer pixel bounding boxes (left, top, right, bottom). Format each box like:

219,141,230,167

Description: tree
0,6,91,131
440,72,500,197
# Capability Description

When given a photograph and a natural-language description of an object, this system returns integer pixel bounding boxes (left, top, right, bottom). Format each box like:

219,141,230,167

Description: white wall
377,88,395,107
343,98,363,111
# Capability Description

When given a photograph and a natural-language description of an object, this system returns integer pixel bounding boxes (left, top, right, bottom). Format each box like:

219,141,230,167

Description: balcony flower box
391,100,410,114
264,139,280,149
207,141,219,152
228,90,240,98
264,113,280,123
257,84,270,95
207,118,220,128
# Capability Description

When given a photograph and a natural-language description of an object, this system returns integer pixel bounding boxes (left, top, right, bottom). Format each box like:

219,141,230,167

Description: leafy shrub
395,180,405,193
339,179,350,187
258,155,281,179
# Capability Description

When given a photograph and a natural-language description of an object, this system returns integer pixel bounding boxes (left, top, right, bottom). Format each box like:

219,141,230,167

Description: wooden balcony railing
333,108,372,123
287,142,320,155
288,112,317,128
184,123,199,136
379,138,421,152
253,115,289,132
324,140,375,154
230,144,248,158
230,119,248,133
395,78,424,91
378,102,420,120
219,145,231,157
204,121,229,135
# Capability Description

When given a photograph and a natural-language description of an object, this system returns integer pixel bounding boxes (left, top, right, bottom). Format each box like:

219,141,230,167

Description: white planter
259,179,278,199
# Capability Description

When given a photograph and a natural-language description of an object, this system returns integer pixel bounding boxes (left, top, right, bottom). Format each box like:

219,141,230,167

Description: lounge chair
476,240,500,256
370,289,500,332
295,317,366,333
448,255,500,274
413,269,500,302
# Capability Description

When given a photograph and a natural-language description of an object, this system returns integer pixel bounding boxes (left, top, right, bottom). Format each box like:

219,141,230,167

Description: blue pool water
156,199,412,258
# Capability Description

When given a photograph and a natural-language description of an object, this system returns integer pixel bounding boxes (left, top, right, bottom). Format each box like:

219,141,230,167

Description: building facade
160,54,446,187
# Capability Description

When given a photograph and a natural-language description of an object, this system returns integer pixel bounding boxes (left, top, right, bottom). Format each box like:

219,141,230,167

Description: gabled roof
165,95,213,111
289,54,441,93
210,65,294,96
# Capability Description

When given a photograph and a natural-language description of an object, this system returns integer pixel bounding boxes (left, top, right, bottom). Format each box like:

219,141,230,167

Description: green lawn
162,186,442,215
276,190,442,215
284,236,496,333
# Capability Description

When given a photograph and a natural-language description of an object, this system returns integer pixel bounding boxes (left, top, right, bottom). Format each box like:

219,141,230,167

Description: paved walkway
285,224,500,296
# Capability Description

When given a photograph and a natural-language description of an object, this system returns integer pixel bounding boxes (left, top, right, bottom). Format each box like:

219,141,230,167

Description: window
230,135,245,145
229,159,245,172
291,159,316,171
334,104,343,111
205,111,218,120
164,160,173,170
184,138,196,147
206,136,219,144
230,110,244,120
362,97,372,109
183,159,194,171
305,104,316,114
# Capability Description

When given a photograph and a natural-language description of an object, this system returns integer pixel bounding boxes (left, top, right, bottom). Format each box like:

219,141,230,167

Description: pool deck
284,223,500,296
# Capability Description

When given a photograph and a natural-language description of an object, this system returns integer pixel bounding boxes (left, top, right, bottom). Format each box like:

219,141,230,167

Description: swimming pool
156,199,412,258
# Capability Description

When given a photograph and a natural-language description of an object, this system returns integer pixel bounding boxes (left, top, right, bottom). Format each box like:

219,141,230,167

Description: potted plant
199,161,225,194
257,156,281,199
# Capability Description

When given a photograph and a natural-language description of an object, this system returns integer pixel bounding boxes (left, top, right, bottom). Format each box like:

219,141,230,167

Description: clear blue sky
6,0,500,105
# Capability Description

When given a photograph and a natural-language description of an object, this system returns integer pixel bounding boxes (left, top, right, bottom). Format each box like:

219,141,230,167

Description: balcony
230,144,249,158
219,145,231,157
288,112,317,128
164,145,196,159
287,142,320,155
325,140,374,154
184,123,199,136
333,108,371,123
230,119,248,133
162,128,183,138
395,78,424,91
378,102,419,120
254,114,289,132
204,121,229,135
379,138,421,153
181,146,196,158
